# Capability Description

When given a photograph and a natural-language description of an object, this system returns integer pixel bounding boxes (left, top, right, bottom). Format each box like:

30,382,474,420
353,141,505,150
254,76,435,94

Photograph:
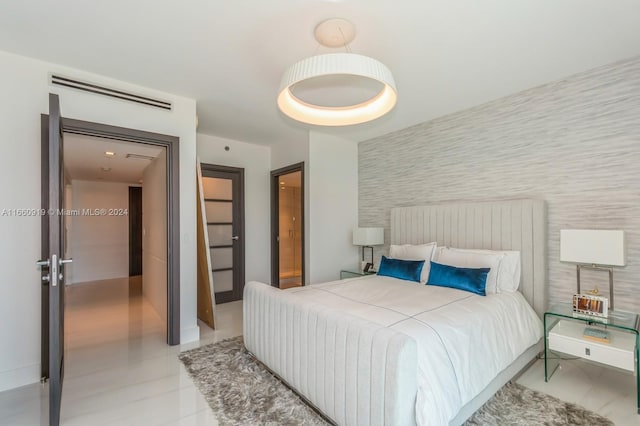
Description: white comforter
283,275,543,425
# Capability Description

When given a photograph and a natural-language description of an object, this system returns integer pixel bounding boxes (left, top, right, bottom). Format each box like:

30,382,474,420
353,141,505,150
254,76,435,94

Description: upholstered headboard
390,199,547,318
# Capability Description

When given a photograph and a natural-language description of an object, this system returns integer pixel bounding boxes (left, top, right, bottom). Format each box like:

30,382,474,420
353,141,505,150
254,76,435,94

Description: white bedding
283,275,543,425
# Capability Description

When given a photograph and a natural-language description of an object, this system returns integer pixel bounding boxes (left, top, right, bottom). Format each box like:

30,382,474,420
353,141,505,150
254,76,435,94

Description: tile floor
0,278,241,425
0,278,636,425
517,356,637,425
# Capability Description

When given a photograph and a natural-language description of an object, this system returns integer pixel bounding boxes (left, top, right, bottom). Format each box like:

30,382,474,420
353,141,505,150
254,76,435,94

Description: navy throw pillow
427,261,490,296
377,256,425,283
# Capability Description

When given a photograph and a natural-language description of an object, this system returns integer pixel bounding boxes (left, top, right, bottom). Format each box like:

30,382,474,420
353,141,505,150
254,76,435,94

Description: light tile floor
0,278,242,426
0,278,635,425
517,356,637,425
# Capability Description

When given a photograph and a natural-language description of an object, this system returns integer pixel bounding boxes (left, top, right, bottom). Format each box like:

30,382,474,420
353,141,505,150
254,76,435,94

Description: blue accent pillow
377,256,425,283
426,261,490,296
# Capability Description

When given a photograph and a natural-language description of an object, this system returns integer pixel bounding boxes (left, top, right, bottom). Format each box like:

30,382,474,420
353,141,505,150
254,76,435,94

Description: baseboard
0,363,40,393
180,324,200,344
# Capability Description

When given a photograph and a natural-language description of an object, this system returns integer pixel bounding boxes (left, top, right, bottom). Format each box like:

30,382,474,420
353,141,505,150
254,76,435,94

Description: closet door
201,164,244,303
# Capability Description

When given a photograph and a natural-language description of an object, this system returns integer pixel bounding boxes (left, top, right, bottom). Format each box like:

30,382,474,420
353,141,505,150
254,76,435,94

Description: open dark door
39,93,70,426
271,163,305,288
200,164,245,303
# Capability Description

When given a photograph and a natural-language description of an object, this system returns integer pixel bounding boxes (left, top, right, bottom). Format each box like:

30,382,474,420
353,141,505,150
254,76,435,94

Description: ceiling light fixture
104,151,115,157
277,18,397,126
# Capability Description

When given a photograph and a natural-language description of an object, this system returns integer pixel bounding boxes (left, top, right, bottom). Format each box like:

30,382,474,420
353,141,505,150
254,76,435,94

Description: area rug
178,336,614,426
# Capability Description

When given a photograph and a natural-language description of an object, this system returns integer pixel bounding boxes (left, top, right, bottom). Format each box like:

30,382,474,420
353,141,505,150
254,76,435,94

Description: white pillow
450,248,521,292
439,247,522,293
389,242,437,283
436,248,504,294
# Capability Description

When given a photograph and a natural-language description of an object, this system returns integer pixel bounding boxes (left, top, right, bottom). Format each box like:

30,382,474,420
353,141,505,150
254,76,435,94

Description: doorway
200,163,245,304
62,135,161,288
271,163,305,288
40,95,182,426
40,115,181,376
61,133,168,335
129,186,143,277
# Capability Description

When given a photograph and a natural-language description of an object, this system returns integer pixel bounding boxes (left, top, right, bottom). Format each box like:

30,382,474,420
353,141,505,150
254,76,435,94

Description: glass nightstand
544,303,640,414
339,269,376,279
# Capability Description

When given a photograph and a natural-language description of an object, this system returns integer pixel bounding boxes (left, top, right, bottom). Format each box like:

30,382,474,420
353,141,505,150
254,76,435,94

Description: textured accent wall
359,56,640,310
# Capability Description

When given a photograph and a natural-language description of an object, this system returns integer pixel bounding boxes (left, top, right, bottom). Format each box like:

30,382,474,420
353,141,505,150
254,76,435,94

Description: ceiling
64,134,163,184
1,1,639,146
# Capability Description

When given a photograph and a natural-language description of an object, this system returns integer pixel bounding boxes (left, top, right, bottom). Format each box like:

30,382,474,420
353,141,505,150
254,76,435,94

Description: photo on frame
573,294,609,318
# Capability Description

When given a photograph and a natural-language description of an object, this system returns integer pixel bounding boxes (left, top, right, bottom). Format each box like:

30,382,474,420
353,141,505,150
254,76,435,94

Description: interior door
270,163,305,288
39,93,70,426
128,186,143,277
200,164,245,303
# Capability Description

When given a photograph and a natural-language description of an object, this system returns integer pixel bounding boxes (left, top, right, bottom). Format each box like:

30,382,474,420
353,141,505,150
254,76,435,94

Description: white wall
308,132,359,283
69,180,130,284
270,136,309,172
197,134,271,284
143,152,168,324
269,133,360,285
0,49,197,392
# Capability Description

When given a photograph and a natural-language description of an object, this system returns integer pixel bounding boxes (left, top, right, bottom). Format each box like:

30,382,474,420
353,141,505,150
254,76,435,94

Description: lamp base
576,264,614,311
361,246,375,272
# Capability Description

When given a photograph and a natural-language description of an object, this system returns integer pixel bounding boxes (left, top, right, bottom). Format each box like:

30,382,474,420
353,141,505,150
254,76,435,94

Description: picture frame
573,293,609,318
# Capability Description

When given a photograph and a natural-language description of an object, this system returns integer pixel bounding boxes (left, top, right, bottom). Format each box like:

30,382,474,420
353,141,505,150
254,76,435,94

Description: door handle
231,236,239,241
36,259,50,268
37,257,70,285
57,258,71,284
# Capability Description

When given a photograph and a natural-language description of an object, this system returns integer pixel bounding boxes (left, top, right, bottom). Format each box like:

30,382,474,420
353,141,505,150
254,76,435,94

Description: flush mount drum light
277,19,397,126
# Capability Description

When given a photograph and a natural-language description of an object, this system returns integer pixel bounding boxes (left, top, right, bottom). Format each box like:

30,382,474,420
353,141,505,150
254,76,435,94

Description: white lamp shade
560,229,626,266
353,227,384,246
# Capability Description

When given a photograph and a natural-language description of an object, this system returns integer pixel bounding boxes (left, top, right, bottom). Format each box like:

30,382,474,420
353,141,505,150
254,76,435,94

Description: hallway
0,278,243,425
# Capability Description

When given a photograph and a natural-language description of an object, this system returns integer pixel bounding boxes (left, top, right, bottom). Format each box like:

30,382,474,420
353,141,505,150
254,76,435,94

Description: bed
244,199,547,425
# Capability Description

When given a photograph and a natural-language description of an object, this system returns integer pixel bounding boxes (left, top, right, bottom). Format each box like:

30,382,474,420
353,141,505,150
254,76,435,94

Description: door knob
231,236,239,241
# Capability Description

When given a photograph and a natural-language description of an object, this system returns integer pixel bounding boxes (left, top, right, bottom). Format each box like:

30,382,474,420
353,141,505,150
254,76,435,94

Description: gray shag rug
179,336,614,426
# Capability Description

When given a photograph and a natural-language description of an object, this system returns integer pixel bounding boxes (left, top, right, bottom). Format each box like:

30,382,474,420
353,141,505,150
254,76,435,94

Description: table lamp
352,227,384,272
560,229,626,310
